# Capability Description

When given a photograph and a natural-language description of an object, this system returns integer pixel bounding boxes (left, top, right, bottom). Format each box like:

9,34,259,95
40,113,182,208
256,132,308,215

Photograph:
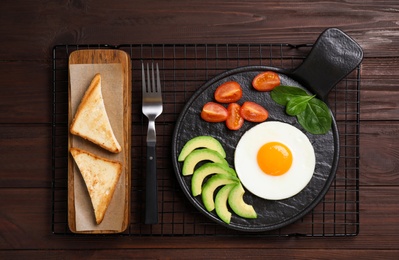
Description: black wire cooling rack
52,43,360,237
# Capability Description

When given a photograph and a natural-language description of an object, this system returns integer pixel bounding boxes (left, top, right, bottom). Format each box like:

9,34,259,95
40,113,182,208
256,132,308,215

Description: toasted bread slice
70,147,122,224
70,73,122,153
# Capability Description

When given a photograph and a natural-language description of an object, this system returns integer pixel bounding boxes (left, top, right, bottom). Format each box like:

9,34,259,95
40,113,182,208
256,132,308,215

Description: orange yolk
257,142,293,176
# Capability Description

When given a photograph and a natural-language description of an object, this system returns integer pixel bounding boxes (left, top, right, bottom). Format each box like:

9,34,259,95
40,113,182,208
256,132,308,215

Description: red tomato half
226,103,244,130
240,101,269,122
214,81,243,103
201,102,228,122
252,71,281,91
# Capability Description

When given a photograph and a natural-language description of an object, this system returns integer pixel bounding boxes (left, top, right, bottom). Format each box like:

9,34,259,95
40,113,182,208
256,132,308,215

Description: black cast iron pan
171,28,363,232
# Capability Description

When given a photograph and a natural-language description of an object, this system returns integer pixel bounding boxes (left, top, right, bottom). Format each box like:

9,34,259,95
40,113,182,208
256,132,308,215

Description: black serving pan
171,28,363,232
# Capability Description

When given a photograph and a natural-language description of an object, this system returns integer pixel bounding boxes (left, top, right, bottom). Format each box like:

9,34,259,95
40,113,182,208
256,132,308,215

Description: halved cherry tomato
214,81,243,103
201,102,228,122
252,71,281,91
226,103,244,130
240,101,269,122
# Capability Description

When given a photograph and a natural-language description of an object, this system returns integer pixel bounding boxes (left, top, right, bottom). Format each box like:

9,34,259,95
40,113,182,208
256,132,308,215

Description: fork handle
145,142,158,224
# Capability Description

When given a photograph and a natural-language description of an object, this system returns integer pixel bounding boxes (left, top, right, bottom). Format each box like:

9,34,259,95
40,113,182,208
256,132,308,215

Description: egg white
234,121,315,200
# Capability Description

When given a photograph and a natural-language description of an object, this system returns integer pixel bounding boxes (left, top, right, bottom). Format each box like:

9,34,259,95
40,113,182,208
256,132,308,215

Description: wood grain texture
0,62,51,123
0,125,51,188
0,186,398,250
1,249,399,259
1,1,399,60
360,121,399,186
1,0,399,257
360,58,399,121
67,49,131,234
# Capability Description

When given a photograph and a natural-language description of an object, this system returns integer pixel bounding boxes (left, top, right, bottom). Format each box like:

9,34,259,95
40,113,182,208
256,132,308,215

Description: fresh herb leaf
270,85,332,135
286,95,315,116
296,98,332,134
270,86,308,106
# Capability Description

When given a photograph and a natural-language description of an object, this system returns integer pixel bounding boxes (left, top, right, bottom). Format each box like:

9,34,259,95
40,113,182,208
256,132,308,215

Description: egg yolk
257,142,293,176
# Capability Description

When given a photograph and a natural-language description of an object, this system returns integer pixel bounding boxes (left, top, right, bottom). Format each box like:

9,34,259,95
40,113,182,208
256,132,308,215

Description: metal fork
142,62,163,224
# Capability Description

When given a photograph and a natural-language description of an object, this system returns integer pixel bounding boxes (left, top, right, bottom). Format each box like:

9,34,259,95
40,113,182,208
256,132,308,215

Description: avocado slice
178,136,226,162
201,174,238,212
228,184,257,219
182,148,228,176
191,162,236,196
215,183,236,224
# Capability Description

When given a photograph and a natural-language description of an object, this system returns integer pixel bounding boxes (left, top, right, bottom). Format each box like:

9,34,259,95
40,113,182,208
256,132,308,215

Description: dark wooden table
1,1,398,258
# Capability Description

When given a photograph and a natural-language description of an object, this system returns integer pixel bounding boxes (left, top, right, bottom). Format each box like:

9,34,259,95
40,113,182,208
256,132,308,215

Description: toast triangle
70,73,122,153
70,147,122,224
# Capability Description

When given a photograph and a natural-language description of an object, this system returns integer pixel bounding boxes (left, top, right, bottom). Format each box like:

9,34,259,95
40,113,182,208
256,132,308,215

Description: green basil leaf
286,95,315,116
271,86,308,106
296,98,332,135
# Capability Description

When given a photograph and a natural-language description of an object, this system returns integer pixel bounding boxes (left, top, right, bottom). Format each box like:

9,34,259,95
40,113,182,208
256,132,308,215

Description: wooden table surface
1,1,398,259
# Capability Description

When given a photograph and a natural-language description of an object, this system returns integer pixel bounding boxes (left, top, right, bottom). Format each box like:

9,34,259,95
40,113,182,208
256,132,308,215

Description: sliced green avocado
182,148,228,176
178,136,226,162
191,162,236,196
228,184,257,219
201,174,238,212
215,183,236,224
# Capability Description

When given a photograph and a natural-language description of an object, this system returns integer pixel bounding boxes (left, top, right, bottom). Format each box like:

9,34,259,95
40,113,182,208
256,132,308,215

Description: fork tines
141,62,163,224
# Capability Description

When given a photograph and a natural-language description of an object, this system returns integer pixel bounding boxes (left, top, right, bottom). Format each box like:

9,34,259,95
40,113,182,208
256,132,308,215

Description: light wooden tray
67,49,131,234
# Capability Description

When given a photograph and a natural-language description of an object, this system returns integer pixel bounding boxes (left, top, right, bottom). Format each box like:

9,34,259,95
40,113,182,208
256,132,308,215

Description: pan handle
291,28,363,101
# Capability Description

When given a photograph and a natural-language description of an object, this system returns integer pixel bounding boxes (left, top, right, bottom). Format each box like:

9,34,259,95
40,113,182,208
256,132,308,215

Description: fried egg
234,121,315,200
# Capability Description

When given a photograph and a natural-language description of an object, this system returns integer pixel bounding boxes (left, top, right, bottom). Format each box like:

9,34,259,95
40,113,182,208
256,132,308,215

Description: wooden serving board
67,49,131,234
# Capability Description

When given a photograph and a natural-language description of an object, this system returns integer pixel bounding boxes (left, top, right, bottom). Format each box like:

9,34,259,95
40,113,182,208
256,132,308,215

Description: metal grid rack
52,43,360,237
